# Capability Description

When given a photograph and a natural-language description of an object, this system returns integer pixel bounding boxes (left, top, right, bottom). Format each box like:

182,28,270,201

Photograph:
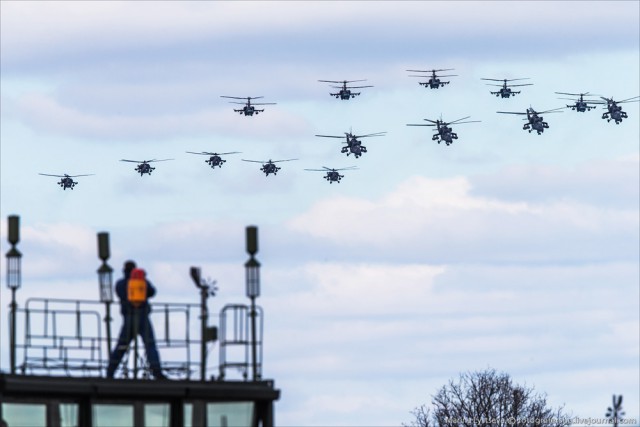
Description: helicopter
407,68,457,89
242,158,298,176
315,130,386,158
555,92,601,112
406,116,480,146
599,96,639,124
220,96,276,116
481,78,532,98
304,166,358,184
497,107,564,134
120,159,174,176
39,173,94,190
318,79,373,100
186,151,241,169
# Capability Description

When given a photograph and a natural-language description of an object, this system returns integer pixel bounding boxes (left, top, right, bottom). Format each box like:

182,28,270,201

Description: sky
1,1,639,425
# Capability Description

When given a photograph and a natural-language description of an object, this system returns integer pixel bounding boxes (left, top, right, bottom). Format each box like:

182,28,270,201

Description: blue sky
1,1,639,425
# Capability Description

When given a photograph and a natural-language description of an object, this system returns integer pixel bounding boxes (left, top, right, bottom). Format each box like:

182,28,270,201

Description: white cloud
12,92,312,141
287,174,638,263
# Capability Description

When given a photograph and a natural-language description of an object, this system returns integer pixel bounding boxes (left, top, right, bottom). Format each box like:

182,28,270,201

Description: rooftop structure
1,215,280,427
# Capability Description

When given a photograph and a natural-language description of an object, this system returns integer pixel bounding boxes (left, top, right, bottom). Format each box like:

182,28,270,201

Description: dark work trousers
106,307,163,378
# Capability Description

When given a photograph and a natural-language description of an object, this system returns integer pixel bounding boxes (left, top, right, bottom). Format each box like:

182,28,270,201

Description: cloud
287,173,638,264
11,92,312,141
470,154,640,209
2,2,637,69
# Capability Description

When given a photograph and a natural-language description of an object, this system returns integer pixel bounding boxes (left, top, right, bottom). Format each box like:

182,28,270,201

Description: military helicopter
242,158,298,176
599,96,639,124
220,96,276,116
481,78,532,98
555,92,601,112
304,166,358,184
407,68,457,89
318,79,373,100
39,173,94,190
186,151,241,169
406,116,480,146
315,130,386,158
120,159,174,176
497,107,564,134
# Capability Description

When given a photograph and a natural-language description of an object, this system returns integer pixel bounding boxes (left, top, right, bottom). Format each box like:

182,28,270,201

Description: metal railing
10,298,262,382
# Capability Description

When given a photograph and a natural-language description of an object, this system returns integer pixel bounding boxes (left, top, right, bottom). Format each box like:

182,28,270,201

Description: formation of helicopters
38,70,638,189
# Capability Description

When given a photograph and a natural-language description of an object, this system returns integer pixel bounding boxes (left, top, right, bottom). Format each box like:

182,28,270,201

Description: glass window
59,403,79,427
2,403,46,427
145,403,170,427
93,404,134,427
184,403,193,427
206,402,254,427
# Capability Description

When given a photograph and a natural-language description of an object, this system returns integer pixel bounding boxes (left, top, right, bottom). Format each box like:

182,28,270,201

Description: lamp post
97,232,114,364
245,226,260,381
6,215,22,374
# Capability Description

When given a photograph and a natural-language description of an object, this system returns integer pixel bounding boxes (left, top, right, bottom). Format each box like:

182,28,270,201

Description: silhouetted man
106,260,166,379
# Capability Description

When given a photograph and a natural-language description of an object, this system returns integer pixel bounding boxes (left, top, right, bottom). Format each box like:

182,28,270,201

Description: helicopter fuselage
325,171,344,183
342,137,367,158
523,111,549,134
58,177,77,190
206,156,225,168
261,162,280,176
338,89,353,100
135,163,154,176
602,102,627,124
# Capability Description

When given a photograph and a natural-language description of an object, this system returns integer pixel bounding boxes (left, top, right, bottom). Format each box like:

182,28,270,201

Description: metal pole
200,285,208,381
133,307,139,379
104,301,112,360
250,295,257,381
10,288,17,374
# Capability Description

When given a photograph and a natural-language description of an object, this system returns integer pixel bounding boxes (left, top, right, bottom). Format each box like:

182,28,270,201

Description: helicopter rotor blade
538,108,565,114
508,83,533,87
39,173,66,177
496,111,527,115
315,134,346,139
272,158,299,163
618,96,640,103
251,102,277,105
67,174,95,177
120,159,142,163
451,121,482,125
407,68,454,73
221,96,264,100
319,79,367,83
241,159,266,163
448,116,472,124
347,85,374,89
146,159,174,163
354,132,387,138
406,124,437,127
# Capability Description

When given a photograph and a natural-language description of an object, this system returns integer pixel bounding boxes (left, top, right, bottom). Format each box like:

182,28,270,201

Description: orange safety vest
127,268,147,307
